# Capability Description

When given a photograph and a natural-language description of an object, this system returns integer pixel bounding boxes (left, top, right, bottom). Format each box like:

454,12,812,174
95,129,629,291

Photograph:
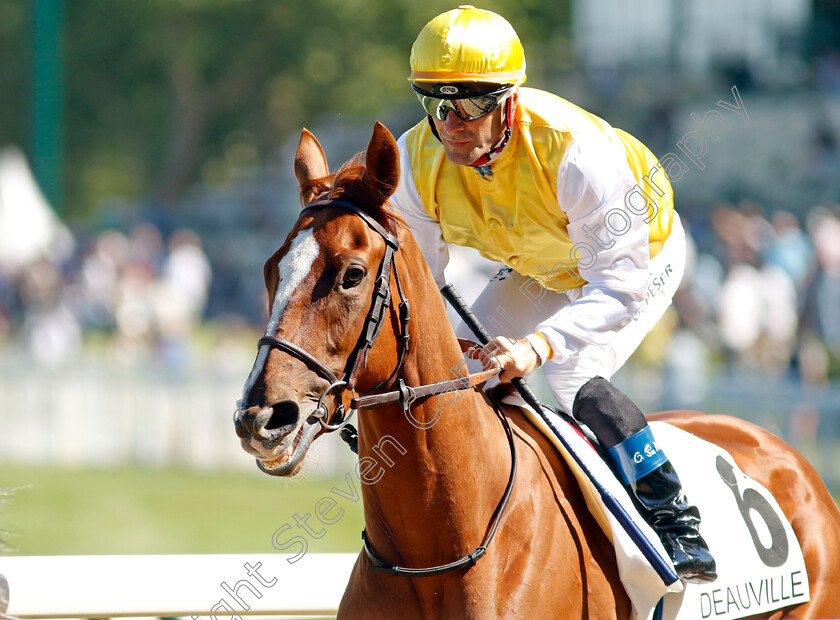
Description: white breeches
455,213,686,414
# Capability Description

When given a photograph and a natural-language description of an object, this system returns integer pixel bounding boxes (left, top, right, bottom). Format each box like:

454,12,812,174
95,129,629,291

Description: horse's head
234,122,404,476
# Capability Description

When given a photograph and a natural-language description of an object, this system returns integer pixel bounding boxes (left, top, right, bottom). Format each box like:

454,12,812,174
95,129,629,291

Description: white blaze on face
242,229,320,401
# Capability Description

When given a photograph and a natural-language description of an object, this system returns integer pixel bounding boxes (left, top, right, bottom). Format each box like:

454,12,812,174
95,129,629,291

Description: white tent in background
0,146,74,275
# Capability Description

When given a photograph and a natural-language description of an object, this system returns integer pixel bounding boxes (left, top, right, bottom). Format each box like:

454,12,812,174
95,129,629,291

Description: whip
440,283,679,586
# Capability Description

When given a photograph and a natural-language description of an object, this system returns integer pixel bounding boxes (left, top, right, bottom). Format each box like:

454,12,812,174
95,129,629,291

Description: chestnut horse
234,122,840,619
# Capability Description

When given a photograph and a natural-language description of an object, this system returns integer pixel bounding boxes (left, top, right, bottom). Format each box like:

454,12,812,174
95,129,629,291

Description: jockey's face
431,89,519,166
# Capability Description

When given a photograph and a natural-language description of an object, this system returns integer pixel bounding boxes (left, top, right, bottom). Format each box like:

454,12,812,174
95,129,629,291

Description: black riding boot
630,460,717,583
574,376,717,584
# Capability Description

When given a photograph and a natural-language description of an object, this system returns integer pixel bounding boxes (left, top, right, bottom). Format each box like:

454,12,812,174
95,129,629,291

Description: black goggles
412,83,513,122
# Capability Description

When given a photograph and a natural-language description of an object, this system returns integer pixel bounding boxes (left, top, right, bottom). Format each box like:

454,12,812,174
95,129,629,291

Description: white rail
1,553,357,618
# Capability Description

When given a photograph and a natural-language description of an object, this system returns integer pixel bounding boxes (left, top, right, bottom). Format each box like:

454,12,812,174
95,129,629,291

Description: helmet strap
469,97,515,167
426,113,442,142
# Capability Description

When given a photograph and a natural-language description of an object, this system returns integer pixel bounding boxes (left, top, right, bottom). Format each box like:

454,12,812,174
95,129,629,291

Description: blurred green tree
0,0,570,219
0,1,29,153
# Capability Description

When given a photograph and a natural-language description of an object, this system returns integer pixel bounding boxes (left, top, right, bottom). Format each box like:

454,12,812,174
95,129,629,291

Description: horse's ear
295,128,329,204
362,121,400,200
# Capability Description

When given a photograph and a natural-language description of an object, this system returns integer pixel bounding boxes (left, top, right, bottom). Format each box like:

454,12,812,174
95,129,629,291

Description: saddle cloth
502,395,810,620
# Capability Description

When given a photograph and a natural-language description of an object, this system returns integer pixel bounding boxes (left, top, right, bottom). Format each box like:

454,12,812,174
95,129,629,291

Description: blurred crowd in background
0,1,838,395
0,0,838,480
0,223,212,370
672,202,840,383
1,192,839,389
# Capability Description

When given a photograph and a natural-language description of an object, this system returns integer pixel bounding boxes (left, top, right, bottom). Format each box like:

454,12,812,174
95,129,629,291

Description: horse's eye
343,267,365,288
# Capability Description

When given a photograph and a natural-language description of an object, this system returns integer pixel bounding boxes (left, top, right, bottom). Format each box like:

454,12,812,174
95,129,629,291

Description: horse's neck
356,240,512,567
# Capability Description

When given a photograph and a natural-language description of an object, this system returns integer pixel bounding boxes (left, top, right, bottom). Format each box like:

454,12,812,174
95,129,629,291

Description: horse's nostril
265,400,300,431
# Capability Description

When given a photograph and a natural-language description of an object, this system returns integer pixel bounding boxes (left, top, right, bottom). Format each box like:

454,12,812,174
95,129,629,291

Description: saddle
500,392,811,620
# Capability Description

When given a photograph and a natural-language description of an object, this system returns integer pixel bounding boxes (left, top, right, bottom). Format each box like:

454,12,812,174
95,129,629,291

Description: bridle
251,197,517,578
257,198,411,433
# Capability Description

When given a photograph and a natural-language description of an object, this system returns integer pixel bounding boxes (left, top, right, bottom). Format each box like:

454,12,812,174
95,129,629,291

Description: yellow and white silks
391,87,686,412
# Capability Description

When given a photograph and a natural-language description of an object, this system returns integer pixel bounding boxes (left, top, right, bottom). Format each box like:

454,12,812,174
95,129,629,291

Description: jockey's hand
466,336,541,383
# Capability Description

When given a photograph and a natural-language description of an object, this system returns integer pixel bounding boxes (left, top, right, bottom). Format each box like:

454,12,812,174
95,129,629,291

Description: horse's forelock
299,153,405,235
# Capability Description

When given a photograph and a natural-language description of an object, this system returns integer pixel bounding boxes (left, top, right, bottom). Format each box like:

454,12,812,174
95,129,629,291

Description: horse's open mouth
256,418,320,476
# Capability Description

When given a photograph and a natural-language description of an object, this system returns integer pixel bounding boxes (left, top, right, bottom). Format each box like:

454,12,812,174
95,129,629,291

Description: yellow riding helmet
409,5,526,85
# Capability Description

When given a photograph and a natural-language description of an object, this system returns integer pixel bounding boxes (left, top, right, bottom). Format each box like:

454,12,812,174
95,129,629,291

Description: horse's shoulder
498,402,627,593
503,404,568,468
498,403,591,499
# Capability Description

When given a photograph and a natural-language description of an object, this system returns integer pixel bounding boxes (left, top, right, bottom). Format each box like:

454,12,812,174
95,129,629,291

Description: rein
258,198,518,578
350,365,499,410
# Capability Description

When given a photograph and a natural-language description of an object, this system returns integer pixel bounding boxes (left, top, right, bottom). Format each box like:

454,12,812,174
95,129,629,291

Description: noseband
257,199,410,432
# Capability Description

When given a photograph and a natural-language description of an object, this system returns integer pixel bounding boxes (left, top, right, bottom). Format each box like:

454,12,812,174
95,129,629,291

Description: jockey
390,5,717,584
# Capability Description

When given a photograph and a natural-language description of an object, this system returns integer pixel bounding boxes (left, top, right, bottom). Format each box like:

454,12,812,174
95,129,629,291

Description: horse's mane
298,152,406,236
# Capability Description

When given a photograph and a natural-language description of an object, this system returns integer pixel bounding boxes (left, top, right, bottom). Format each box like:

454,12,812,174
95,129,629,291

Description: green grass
0,464,365,556
4,463,835,559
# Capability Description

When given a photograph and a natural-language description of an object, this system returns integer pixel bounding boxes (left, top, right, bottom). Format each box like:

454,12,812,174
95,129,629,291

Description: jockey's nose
443,109,467,132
